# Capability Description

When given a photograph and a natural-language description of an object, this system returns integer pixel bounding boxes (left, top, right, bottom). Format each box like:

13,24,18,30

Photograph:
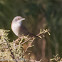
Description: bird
11,16,39,38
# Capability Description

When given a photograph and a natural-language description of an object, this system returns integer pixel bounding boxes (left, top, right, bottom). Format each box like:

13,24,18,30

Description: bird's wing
19,24,30,36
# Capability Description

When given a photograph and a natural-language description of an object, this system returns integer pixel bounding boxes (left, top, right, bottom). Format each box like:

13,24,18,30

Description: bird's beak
17,18,25,23
21,18,25,21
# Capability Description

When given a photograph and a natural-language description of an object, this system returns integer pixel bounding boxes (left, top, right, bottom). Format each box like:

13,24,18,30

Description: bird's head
12,16,25,23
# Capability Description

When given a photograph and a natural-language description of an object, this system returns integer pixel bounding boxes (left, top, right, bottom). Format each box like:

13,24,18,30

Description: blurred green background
0,0,62,61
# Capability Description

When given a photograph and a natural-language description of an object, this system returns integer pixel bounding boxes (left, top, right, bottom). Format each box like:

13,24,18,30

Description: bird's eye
18,18,21,20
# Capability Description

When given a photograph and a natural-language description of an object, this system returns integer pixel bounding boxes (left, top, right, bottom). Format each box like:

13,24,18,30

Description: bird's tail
29,33,41,39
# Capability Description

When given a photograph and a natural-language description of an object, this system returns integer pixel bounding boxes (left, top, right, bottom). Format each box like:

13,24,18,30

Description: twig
14,36,34,45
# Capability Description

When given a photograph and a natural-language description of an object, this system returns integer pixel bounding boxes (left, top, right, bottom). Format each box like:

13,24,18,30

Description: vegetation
0,0,62,62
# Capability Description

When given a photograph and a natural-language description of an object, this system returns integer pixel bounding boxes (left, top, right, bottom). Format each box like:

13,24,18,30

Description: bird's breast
11,23,21,36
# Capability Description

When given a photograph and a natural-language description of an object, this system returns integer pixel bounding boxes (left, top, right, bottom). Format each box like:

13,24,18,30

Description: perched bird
11,16,39,38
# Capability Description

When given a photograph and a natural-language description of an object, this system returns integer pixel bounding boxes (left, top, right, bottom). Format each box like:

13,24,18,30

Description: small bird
11,16,39,38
